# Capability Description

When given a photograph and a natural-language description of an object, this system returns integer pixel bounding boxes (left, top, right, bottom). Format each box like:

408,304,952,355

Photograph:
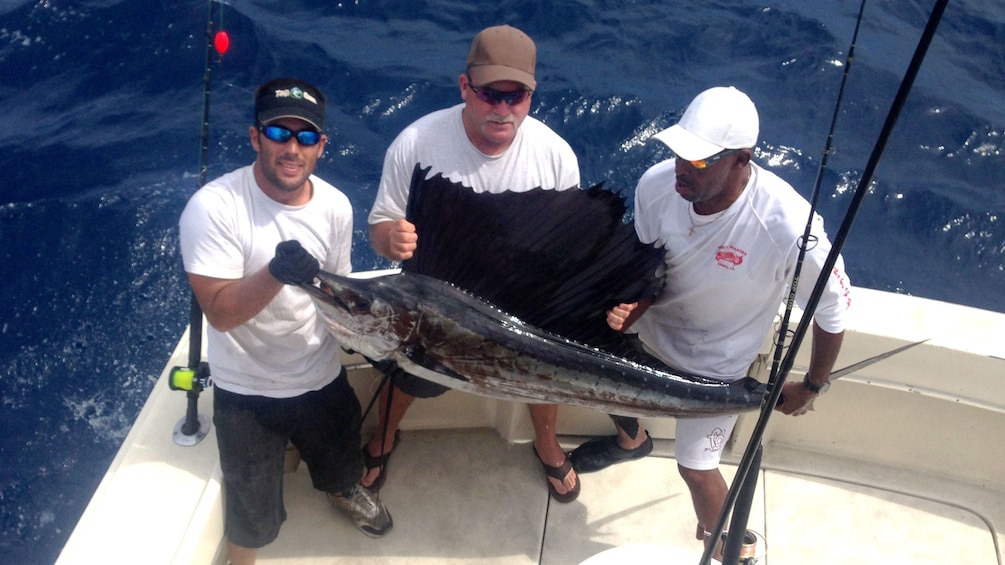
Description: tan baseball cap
466,25,537,90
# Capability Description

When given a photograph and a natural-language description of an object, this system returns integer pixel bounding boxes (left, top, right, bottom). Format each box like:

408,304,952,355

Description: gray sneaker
328,484,393,537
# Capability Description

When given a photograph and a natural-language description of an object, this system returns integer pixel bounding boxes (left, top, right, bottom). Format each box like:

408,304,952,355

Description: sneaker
328,484,393,537
569,432,653,473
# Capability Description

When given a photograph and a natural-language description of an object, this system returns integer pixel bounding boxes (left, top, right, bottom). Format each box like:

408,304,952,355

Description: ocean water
0,0,1002,562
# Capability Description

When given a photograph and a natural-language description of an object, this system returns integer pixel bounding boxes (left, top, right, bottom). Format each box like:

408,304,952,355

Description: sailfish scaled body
304,166,767,418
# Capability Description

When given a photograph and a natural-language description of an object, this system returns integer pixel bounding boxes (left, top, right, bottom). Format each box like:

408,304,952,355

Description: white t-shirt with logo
632,160,852,380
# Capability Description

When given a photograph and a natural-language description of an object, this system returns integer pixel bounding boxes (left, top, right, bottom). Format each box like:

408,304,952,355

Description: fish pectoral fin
402,345,470,383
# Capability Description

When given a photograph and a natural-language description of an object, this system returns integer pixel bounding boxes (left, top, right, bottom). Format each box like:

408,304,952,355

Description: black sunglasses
257,124,322,146
467,79,532,106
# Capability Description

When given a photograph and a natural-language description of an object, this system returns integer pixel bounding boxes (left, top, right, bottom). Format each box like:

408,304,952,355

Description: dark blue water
1,1,1002,562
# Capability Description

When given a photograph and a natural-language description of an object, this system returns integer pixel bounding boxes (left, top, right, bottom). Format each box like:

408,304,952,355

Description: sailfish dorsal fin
402,164,665,352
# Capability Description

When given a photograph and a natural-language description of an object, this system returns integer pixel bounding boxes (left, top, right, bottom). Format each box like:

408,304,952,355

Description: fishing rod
170,0,229,446
716,1,871,548
701,0,950,562
764,0,868,402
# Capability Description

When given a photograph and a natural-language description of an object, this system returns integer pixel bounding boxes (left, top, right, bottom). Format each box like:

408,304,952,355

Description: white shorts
674,414,739,471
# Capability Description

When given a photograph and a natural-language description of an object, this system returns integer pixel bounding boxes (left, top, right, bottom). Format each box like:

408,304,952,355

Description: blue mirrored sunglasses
257,124,322,146
467,80,531,106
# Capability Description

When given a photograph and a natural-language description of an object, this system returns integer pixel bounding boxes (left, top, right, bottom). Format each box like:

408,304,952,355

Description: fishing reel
169,361,212,392
169,361,212,446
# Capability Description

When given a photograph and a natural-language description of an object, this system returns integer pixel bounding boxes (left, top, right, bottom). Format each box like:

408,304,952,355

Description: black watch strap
801,373,828,394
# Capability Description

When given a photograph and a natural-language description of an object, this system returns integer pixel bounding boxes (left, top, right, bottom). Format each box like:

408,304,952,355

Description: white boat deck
56,287,1005,564
260,426,1001,565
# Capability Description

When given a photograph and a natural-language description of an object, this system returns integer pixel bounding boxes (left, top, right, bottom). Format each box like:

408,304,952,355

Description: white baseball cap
652,86,759,161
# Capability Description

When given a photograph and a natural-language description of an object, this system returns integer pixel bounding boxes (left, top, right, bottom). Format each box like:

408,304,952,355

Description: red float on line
213,31,230,55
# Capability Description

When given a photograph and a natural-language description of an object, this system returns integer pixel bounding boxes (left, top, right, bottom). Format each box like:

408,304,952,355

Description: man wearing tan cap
365,25,583,503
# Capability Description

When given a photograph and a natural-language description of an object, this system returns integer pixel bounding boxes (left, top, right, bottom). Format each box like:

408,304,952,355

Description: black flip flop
362,430,400,491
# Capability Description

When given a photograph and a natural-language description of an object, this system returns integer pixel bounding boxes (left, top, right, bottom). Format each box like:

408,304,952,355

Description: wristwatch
802,373,830,394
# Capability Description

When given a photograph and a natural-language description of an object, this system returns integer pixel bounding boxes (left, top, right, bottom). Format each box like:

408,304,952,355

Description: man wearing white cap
596,86,852,547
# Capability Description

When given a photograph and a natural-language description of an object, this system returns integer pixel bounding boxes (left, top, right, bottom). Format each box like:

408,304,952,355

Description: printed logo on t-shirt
715,245,746,270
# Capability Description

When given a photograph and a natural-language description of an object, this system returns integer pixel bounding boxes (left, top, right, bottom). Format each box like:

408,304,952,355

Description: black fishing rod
765,0,868,402
187,0,215,372
714,1,871,550
701,0,950,562
170,0,226,446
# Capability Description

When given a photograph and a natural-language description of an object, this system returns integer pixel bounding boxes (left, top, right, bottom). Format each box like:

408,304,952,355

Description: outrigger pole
702,0,950,563
170,0,224,446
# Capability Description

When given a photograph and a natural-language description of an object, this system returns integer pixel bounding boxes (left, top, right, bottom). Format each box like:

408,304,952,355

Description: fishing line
701,0,950,562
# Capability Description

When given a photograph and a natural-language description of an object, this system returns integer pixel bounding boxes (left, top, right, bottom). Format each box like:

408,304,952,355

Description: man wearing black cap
364,25,585,503
179,77,392,564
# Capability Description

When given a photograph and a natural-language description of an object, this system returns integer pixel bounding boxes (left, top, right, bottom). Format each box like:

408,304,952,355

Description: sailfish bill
304,270,767,418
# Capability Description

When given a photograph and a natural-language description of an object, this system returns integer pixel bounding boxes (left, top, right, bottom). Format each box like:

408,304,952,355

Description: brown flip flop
533,445,580,503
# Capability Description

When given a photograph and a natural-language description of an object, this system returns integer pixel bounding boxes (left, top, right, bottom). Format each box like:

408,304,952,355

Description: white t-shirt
368,103,580,224
632,160,852,380
178,165,354,397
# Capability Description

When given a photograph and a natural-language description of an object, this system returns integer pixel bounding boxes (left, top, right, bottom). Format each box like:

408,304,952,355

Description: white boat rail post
702,0,951,563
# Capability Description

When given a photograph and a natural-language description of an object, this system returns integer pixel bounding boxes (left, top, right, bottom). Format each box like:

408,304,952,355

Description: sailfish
302,165,768,418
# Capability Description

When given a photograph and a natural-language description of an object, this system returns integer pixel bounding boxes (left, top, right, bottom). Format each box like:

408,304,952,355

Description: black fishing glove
268,240,320,285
